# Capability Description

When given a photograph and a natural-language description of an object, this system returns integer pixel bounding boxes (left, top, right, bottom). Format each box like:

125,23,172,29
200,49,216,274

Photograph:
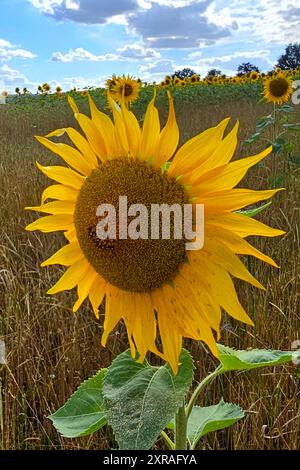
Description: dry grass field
0,97,299,450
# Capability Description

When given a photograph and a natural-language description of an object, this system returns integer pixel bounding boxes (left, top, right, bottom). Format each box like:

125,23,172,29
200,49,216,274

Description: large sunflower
263,72,293,104
26,92,284,373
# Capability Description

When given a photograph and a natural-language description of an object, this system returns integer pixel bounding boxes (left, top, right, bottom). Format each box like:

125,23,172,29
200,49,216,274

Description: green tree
237,62,260,76
206,68,222,78
172,68,196,80
277,43,300,70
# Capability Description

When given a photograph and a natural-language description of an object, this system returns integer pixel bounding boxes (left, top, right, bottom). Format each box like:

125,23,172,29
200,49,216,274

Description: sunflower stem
175,404,187,450
161,430,175,450
186,365,224,419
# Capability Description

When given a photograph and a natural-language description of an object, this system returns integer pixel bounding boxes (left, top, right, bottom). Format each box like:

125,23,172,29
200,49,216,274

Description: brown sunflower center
74,159,188,292
269,77,289,97
124,84,133,97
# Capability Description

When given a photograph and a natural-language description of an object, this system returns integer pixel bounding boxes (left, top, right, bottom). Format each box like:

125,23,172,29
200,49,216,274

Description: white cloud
116,44,161,59
138,58,175,80
51,44,161,62
128,1,235,48
29,0,140,23
0,38,36,62
216,0,300,45
51,48,119,62
0,64,34,92
190,49,273,66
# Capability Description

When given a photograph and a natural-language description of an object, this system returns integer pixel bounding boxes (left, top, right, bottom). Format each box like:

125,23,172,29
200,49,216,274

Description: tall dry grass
0,99,299,450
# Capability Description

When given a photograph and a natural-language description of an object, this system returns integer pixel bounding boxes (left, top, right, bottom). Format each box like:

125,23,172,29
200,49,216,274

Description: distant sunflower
190,74,200,84
263,72,293,104
26,91,284,374
250,71,260,81
109,75,140,106
164,75,173,86
42,83,51,93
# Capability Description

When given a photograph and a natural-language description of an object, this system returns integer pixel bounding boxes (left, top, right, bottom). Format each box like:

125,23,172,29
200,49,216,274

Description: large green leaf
103,349,193,450
49,369,107,438
217,344,295,371
187,401,244,449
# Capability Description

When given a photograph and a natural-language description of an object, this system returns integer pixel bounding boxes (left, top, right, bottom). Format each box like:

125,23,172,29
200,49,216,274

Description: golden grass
0,100,299,450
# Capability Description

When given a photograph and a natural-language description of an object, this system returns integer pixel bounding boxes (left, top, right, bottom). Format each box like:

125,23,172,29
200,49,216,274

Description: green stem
186,365,224,419
175,405,187,450
161,431,175,450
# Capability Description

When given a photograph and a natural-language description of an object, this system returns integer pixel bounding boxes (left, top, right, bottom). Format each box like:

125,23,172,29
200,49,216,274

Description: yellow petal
26,200,75,215
47,258,90,294
206,212,285,238
89,275,106,318
206,225,279,267
200,188,284,212
75,113,107,161
101,291,124,347
68,95,79,114
140,89,160,161
107,93,129,156
192,239,264,289
125,293,158,362
46,127,98,169
154,294,182,375
26,214,74,232
36,162,85,189
120,100,141,158
41,241,83,267
64,226,78,242
88,94,118,157
41,184,79,205
190,121,239,179
191,146,272,195
35,136,93,176
73,266,98,313
200,258,254,326
154,91,179,168
168,117,230,177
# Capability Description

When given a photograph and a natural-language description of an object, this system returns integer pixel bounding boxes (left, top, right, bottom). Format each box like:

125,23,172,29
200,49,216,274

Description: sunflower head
42,83,51,93
109,75,140,106
190,74,200,83
26,90,284,374
250,71,260,81
263,72,293,104
164,76,173,86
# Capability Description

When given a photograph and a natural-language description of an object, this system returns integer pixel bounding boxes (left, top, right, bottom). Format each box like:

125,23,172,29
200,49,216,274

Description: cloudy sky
1,0,299,91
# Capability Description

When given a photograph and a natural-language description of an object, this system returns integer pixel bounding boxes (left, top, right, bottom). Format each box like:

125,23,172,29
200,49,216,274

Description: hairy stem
161,430,175,450
175,405,187,450
186,365,224,419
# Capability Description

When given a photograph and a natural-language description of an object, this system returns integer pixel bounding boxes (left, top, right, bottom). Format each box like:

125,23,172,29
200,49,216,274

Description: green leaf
49,369,107,438
235,201,272,217
103,349,193,450
217,344,295,371
187,401,244,448
243,132,261,145
272,137,285,155
277,104,295,113
255,114,274,133
283,123,300,131
289,155,300,166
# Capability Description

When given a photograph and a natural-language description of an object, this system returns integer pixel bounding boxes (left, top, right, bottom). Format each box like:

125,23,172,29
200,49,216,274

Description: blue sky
0,0,299,92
